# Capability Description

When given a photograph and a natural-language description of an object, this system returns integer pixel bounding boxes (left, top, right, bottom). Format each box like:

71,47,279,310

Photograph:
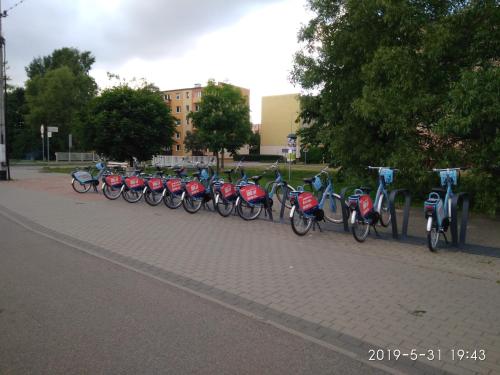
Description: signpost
46,126,58,161
68,134,72,162
287,133,297,181
40,125,44,161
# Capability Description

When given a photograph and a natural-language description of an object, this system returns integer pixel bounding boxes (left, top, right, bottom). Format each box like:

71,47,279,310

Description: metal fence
55,152,97,162
151,155,213,167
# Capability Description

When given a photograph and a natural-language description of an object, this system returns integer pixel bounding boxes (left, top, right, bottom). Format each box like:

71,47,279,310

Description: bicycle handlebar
432,167,463,172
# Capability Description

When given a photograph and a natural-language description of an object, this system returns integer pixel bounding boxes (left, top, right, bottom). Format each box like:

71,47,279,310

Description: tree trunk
214,151,219,173
220,150,224,169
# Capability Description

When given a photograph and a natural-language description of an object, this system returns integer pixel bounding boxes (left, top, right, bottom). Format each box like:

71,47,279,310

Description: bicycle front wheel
144,189,163,206
379,194,391,227
182,195,203,213
291,208,313,236
72,179,91,193
427,217,440,252
236,199,263,221
351,212,369,242
216,194,235,217
323,193,344,224
122,188,143,203
103,184,122,200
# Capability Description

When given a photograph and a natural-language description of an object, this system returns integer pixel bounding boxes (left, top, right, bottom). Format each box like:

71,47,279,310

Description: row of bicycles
71,159,464,252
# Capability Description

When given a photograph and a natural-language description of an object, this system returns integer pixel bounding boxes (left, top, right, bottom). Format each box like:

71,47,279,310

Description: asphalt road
0,214,387,375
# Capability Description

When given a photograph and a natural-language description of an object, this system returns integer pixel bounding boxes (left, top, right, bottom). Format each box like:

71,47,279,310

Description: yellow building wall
260,94,301,156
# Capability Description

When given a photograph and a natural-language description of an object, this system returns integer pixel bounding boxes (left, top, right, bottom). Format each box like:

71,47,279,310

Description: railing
152,155,213,167
55,152,97,162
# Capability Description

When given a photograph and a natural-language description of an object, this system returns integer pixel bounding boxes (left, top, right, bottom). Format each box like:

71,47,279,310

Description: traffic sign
47,126,59,133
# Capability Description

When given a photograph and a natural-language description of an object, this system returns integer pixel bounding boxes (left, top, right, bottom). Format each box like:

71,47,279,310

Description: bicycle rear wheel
291,208,313,236
122,188,143,203
351,212,369,242
163,191,183,209
103,184,122,200
323,193,344,224
72,179,91,193
182,195,203,213
236,199,263,221
216,194,235,217
427,217,440,252
144,189,163,206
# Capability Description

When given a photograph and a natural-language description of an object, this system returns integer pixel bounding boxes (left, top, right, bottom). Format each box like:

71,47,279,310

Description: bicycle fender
72,178,75,184
181,191,186,201
215,194,219,204
143,186,148,194
101,182,106,191
120,185,125,194
289,205,296,219
350,210,357,225
426,216,433,232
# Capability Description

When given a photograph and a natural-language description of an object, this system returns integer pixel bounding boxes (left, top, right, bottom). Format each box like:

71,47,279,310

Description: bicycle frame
425,169,457,231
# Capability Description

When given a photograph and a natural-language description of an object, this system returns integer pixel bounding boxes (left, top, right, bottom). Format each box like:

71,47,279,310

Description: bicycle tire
427,217,440,252
72,179,91,193
291,208,313,236
122,188,143,203
163,191,183,209
216,194,235,217
379,194,391,227
182,195,203,213
323,193,344,224
351,212,370,242
236,199,263,221
144,189,163,206
102,184,122,200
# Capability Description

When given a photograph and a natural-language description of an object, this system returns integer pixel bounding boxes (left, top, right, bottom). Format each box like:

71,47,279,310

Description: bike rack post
450,192,469,247
278,184,292,223
388,189,411,240
339,187,350,232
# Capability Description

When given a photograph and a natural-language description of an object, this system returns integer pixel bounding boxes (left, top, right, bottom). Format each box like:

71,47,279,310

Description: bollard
450,192,469,247
339,187,351,232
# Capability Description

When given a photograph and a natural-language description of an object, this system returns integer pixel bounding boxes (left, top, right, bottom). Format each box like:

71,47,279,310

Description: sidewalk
1,167,499,375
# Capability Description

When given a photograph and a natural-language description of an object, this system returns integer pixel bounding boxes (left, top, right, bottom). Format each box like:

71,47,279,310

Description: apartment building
260,94,301,157
162,83,250,156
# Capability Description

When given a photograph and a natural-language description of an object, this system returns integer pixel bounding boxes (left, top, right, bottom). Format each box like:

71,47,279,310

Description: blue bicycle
348,166,397,242
264,160,294,209
424,168,461,252
71,161,111,193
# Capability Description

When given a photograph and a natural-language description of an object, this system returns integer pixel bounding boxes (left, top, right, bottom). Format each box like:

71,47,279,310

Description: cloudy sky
3,0,312,123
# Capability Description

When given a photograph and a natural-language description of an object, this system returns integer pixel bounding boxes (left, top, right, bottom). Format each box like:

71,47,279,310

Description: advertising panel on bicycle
240,185,266,203
186,181,205,197
105,175,122,187
221,183,237,199
298,192,318,212
148,178,163,191
74,171,93,184
125,177,145,190
359,195,373,217
167,179,182,193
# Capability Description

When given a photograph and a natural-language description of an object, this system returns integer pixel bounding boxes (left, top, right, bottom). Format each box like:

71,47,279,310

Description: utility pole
0,0,8,180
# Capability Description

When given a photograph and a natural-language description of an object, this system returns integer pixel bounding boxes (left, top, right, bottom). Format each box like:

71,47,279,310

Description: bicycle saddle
192,172,201,178
250,175,262,183
359,186,372,193
223,169,233,175
303,177,314,184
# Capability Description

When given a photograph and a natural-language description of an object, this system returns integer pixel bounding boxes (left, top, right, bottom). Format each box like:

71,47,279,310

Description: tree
24,48,97,157
83,84,175,164
292,0,500,211
5,86,31,159
186,80,252,170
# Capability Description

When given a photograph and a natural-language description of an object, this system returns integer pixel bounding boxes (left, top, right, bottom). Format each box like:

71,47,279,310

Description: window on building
166,94,171,100
186,92,190,99
176,144,181,151
176,106,181,113
195,104,200,112
197,91,202,98
186,105,190,112
176,93,181,100
175,132,180,139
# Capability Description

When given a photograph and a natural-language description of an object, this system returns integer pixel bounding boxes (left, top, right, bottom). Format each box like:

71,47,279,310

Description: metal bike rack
450,192,469,247
388,189,411,240
339,187,351,232
278,185,291,224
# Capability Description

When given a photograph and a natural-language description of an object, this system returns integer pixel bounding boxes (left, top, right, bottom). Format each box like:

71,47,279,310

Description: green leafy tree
83,84,175,164
6,86,31,159
292,0,500,212
24,48,97,157
186,80,252,170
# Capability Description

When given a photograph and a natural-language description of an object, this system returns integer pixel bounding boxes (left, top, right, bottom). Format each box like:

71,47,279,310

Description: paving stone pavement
1,167,500,375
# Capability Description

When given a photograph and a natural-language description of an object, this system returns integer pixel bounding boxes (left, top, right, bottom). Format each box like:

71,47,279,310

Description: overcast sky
3,0,311,123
